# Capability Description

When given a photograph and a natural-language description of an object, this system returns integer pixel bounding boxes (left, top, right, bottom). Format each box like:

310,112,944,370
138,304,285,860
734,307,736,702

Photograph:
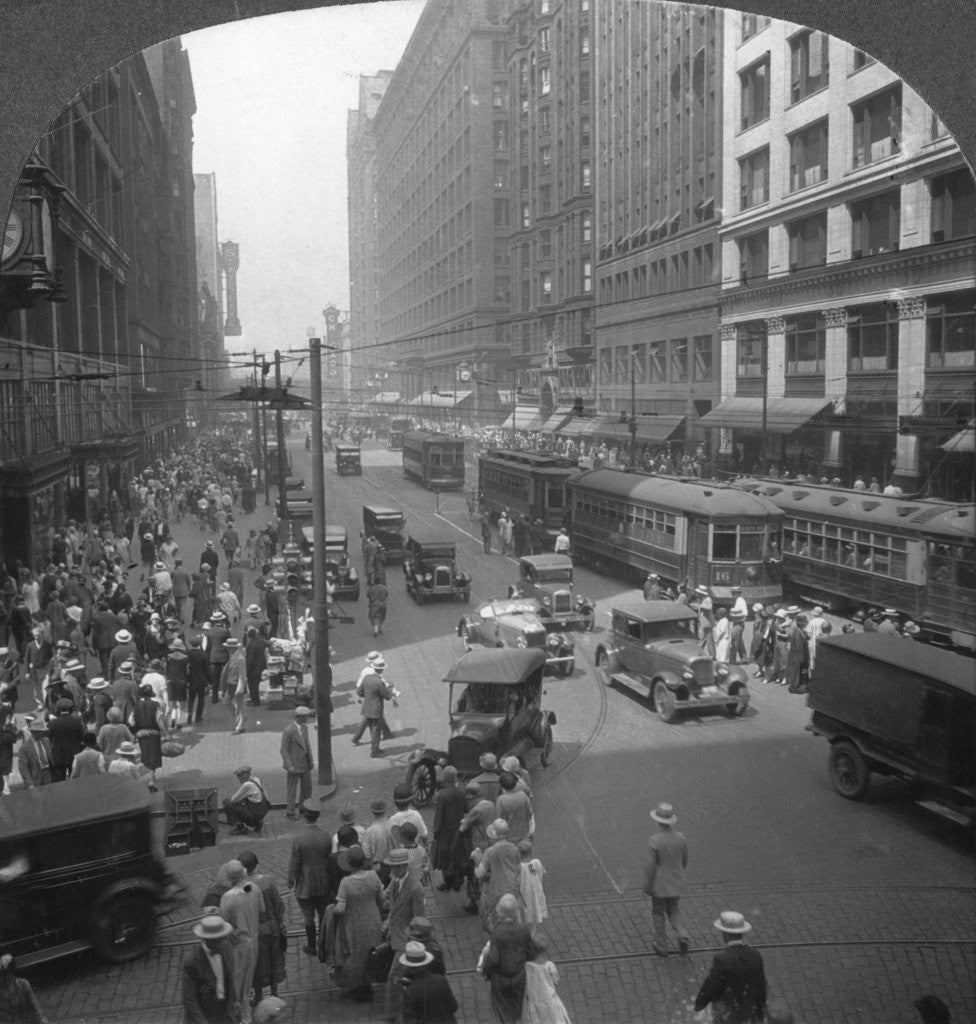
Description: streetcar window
739,528,765,562
712,527,738,561
959,559,976,591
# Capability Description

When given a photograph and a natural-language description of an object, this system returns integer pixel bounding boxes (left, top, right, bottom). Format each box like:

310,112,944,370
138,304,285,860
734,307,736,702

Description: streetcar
568,469,784,605
402,430,465,491
735,480,976,651
477,449,579,545
388,417,411,451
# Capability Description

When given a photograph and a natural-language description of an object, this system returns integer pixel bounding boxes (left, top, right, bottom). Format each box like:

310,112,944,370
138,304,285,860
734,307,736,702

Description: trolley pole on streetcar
309,337,336,792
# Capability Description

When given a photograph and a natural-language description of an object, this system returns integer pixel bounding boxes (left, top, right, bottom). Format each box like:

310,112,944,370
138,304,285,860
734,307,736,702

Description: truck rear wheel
829,741,870,800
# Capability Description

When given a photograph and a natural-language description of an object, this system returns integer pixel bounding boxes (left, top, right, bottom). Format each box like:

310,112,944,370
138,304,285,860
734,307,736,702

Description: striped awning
501,407,545,431
699,397,833,434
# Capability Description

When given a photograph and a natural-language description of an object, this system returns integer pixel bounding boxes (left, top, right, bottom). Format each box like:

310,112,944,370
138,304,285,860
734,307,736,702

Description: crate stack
164,788,219,856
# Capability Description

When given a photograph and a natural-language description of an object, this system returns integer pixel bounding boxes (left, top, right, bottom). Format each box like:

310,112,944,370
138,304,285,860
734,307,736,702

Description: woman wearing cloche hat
694,910,767,1023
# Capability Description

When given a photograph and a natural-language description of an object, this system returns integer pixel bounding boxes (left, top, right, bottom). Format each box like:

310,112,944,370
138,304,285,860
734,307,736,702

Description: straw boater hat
372,657,386,670
786,605,801,616
366,650,380,663
154,561,165,571
193,915,233,940
293,705,312,718
883,607,898,617
399,941,434,969
115,629,132,644
774,608,788,620
223,637,241,649
714,911,752,934
902,621,921,635
752,603,765,615
63,659,84,675
118,660,135,675
694,584,710,597
66,605,82,622
116,741,139,758
650,802,677,825
384,848,410,867
246,604,262,615
87,677,109,691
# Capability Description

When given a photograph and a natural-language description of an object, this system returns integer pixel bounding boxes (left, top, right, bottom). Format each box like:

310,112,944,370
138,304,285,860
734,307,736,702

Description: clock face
2,206,26,265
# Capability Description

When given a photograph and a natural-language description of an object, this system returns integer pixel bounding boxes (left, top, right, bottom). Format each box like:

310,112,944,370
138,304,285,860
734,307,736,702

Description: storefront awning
698,397,833,434
368,392,401,405
540,407,573,433
941,426,975,453
556,417,592,437
406,390,472,409
500,407,545,431
634,415,685,443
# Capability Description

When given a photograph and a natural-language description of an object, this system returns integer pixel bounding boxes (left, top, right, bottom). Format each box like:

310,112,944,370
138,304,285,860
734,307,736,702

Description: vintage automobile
335,444,362,475
284,489,315,523
457,598,575,676
510,554,594,631
0,775,169,966
595,596,750,723
362,504,406,564
403,535,471,604
405,647,556,805
807,634,974,826
284,475,306,491
298,525,360,601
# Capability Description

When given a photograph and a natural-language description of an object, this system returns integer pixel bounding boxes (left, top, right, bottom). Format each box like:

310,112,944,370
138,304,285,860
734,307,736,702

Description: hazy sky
184,1,424,359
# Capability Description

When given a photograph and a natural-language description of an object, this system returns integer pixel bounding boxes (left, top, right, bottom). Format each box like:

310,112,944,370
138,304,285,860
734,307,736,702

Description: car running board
914,799,973,827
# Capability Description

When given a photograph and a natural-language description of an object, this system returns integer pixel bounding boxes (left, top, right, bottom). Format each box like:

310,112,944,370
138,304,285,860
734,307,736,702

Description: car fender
407,747,448,768
654,668,685,691
594,642,620,672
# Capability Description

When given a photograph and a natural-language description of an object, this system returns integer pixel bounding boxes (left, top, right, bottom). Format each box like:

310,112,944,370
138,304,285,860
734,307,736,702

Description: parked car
284,475,306,491
510,554,594,630
403,536,471,604
594,596,750,723
807,634,974,826
405,647,556,805
284,489,315,523
362,504,406,564
335,445,362,475
323,525,360,600
458,598,575,676
0,775,169,966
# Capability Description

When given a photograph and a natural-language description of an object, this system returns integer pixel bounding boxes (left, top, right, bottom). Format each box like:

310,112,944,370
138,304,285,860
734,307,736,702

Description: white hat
650,802,677,825
373,658,386,670
293,705,313,717
366,650,381,663
399,940,434,968
714,910,752,934
694,584,710,597
752,603,765,614
812,606,824,616
193,915,233,940
246,604,262,614
115,629,132,644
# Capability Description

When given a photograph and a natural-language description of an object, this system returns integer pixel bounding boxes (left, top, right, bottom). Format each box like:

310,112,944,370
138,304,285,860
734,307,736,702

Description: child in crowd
522,933,572,1024
517,839,548,937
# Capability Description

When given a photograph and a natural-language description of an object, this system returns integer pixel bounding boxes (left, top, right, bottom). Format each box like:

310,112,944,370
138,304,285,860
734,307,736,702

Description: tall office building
708,14,975,494
591,0,724,455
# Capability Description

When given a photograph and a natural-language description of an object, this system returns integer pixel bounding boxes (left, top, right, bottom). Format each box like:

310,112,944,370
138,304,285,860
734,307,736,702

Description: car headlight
515,636,528,648
682,669,694,682
547,634,560,647
716,665,729,678
424,572,433,583
541,596,552,608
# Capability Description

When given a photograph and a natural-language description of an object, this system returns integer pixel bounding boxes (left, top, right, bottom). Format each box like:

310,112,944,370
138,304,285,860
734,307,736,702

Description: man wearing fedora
643,802,691,956
18,718,54,788
362,798,395,882
382,846,427,1022
358,658,394,758
288,798,332,956
280,706,315,819
399,941,459,1024
181,914,239,1024
694,910,767,1024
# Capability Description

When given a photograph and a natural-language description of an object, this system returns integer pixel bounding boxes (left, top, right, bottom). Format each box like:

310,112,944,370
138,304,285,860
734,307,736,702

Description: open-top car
595,596,750,723
510,554,594,630
335,445,362,475
0,775,169,966
458,598,575,676
362,504,406,564
405,647,556,805
404,535,471,604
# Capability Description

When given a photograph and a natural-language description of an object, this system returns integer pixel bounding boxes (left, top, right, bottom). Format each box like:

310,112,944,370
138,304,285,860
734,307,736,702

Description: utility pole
251,349,262,476
274,349,289,537
309,338,335,791
630,351,638,470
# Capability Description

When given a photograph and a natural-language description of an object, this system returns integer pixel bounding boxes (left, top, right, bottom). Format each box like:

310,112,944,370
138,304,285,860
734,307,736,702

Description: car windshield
536,568,573,583
452,682,509,715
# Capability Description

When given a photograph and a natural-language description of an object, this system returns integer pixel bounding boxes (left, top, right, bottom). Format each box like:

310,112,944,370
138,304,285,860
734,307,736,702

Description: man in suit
89,599,120,676
694,910,768,1023
643,801,690,956
383,847,427,1022
399,942,459,1024
359,658,393,758
18,719,54,788
280,706,314,818
110,660,139,726
47,698,85,782
287,797,332,956
186,635,212,724
181,914,238,1024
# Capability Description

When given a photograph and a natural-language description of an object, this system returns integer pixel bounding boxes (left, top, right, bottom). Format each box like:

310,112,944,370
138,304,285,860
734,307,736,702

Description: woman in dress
714,607,731,663
131,682,167,792
331,846,385,1001
517,840,548,938
522,934,572,1024
474,819,521,933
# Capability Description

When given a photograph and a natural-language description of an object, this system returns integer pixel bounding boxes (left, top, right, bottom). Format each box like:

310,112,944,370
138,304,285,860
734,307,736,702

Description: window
494,162,507,189
519,165,530,191
493,82,506,110
580,70,590,101
632,343,647,384
494,275,511,303
649,341,667,383
930,168,976,242
789,30,829,102
580,116,590,147
540,108,551,134
539,230,551,258
539,185,552,213
739,230,769,282
850,190,900,257
539,27,550,53
494,198,510,226
540,68,551,95
741,14,770,41
540,0,549,11
494,122,509,150
847,303,899,371
787,212,827,270
582,259,592,293
581,32,590,55
852,48,873,71
926,290,976,368
739,147,769,209
540,145,552,171
581,161,591,190
740,56,770,130
785,314,826,374
615,346,630,384
540,271,552,302
693,335,713,381
852,85,901,167
789,119,828,191
581,211,591,242
670,339,688,382
522,203,531,228
598,346,612,384
736,326,765,377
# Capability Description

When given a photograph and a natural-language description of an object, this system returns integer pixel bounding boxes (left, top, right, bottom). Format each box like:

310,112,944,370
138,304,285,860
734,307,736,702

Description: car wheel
596,650,612,687
90,892,157,964
540,726,554,767
829,742,871,800
653,681,679,724
724,687,749,717
408,761,437,807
